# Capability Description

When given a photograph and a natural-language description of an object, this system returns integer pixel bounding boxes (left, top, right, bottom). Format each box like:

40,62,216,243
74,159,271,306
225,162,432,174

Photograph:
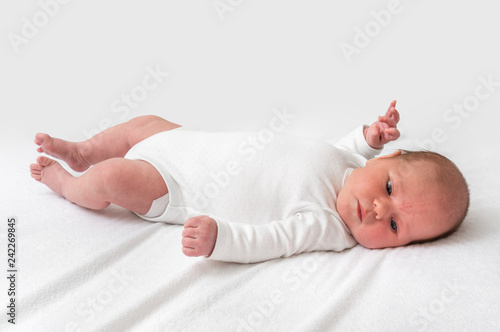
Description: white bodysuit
124,126,381,263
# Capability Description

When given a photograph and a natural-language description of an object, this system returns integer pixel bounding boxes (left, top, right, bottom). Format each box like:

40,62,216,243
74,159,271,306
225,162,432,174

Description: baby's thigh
97,158,168,215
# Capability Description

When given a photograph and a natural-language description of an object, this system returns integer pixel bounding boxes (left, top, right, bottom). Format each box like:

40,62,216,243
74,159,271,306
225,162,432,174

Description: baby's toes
34,133,53,151
30,162,42,171
36,156,55,167
34,133,45,145
31,173,41,181
30,163,42,180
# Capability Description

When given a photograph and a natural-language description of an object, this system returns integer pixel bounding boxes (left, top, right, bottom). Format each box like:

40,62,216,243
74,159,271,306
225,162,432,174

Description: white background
1,0,499,170
0,1,499,330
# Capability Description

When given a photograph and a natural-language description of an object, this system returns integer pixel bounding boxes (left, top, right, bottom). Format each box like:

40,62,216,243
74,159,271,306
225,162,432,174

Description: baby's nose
373,198,390,220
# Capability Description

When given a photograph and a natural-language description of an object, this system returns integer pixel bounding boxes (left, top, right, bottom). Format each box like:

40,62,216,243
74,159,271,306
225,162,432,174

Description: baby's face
337,152,450,249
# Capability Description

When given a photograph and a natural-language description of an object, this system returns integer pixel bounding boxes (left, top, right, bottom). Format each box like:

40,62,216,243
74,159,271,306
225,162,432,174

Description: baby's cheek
356,227,387,249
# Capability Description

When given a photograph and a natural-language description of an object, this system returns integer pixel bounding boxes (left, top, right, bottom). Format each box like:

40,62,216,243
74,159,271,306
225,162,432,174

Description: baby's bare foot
30,156,73,198
34,133,91,172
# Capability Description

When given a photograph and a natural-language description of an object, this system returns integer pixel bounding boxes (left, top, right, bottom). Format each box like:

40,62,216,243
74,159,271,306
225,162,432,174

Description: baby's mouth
357,201,363,222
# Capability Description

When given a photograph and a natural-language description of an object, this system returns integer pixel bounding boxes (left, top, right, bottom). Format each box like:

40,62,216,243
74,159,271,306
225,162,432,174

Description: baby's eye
390,217,398,232
386,180,393,195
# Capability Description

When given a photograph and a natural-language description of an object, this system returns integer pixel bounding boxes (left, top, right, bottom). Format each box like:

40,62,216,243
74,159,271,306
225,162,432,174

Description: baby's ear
367,150,401,165
378,150,402,160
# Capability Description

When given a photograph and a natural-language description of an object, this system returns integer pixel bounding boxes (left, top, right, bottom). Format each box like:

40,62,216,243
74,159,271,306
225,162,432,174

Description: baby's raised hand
363,100,401,149
182,215,218,257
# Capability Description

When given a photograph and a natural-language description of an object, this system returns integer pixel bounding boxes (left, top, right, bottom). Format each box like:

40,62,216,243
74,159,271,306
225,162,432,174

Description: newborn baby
30,101,469,263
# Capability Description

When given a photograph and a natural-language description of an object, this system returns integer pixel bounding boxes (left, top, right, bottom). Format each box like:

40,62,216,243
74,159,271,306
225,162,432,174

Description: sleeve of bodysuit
208,205,356,263
334,125,382,161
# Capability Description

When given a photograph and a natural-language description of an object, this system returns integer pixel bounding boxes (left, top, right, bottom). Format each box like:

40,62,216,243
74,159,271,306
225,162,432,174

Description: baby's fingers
387,107,400,124
181,236,197,249
182,245,201,257
181,229,204,257
184,216,202,228
378,115,398,129
385,101,400,122
182,225,196,238
182,216,217,257
383,127,400,141
385,100,396,114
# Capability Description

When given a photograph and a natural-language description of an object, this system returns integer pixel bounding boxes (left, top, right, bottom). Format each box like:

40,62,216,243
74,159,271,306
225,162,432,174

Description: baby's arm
182,206,350,263
363,100,400,149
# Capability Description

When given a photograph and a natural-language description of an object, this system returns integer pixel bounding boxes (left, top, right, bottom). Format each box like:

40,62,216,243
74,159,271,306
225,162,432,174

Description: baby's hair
396,150,470,244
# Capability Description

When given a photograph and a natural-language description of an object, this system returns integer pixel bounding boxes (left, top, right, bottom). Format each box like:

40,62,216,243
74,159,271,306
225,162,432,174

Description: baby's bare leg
35,115,180,172
30,156,168,214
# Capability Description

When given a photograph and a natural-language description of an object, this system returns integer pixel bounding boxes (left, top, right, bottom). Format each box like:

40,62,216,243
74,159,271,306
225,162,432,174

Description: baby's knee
88,159,125,193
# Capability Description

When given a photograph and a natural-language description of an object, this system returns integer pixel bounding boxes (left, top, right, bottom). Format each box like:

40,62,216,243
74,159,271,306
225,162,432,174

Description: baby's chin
356,237,409,249
359,243,385,250
352,235,390,249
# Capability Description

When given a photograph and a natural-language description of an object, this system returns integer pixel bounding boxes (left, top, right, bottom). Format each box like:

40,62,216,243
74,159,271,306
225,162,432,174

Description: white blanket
1,135,499,331
1,1,500,330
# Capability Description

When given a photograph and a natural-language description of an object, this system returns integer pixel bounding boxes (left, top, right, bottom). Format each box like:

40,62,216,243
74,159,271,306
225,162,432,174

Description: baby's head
337,150,470,249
